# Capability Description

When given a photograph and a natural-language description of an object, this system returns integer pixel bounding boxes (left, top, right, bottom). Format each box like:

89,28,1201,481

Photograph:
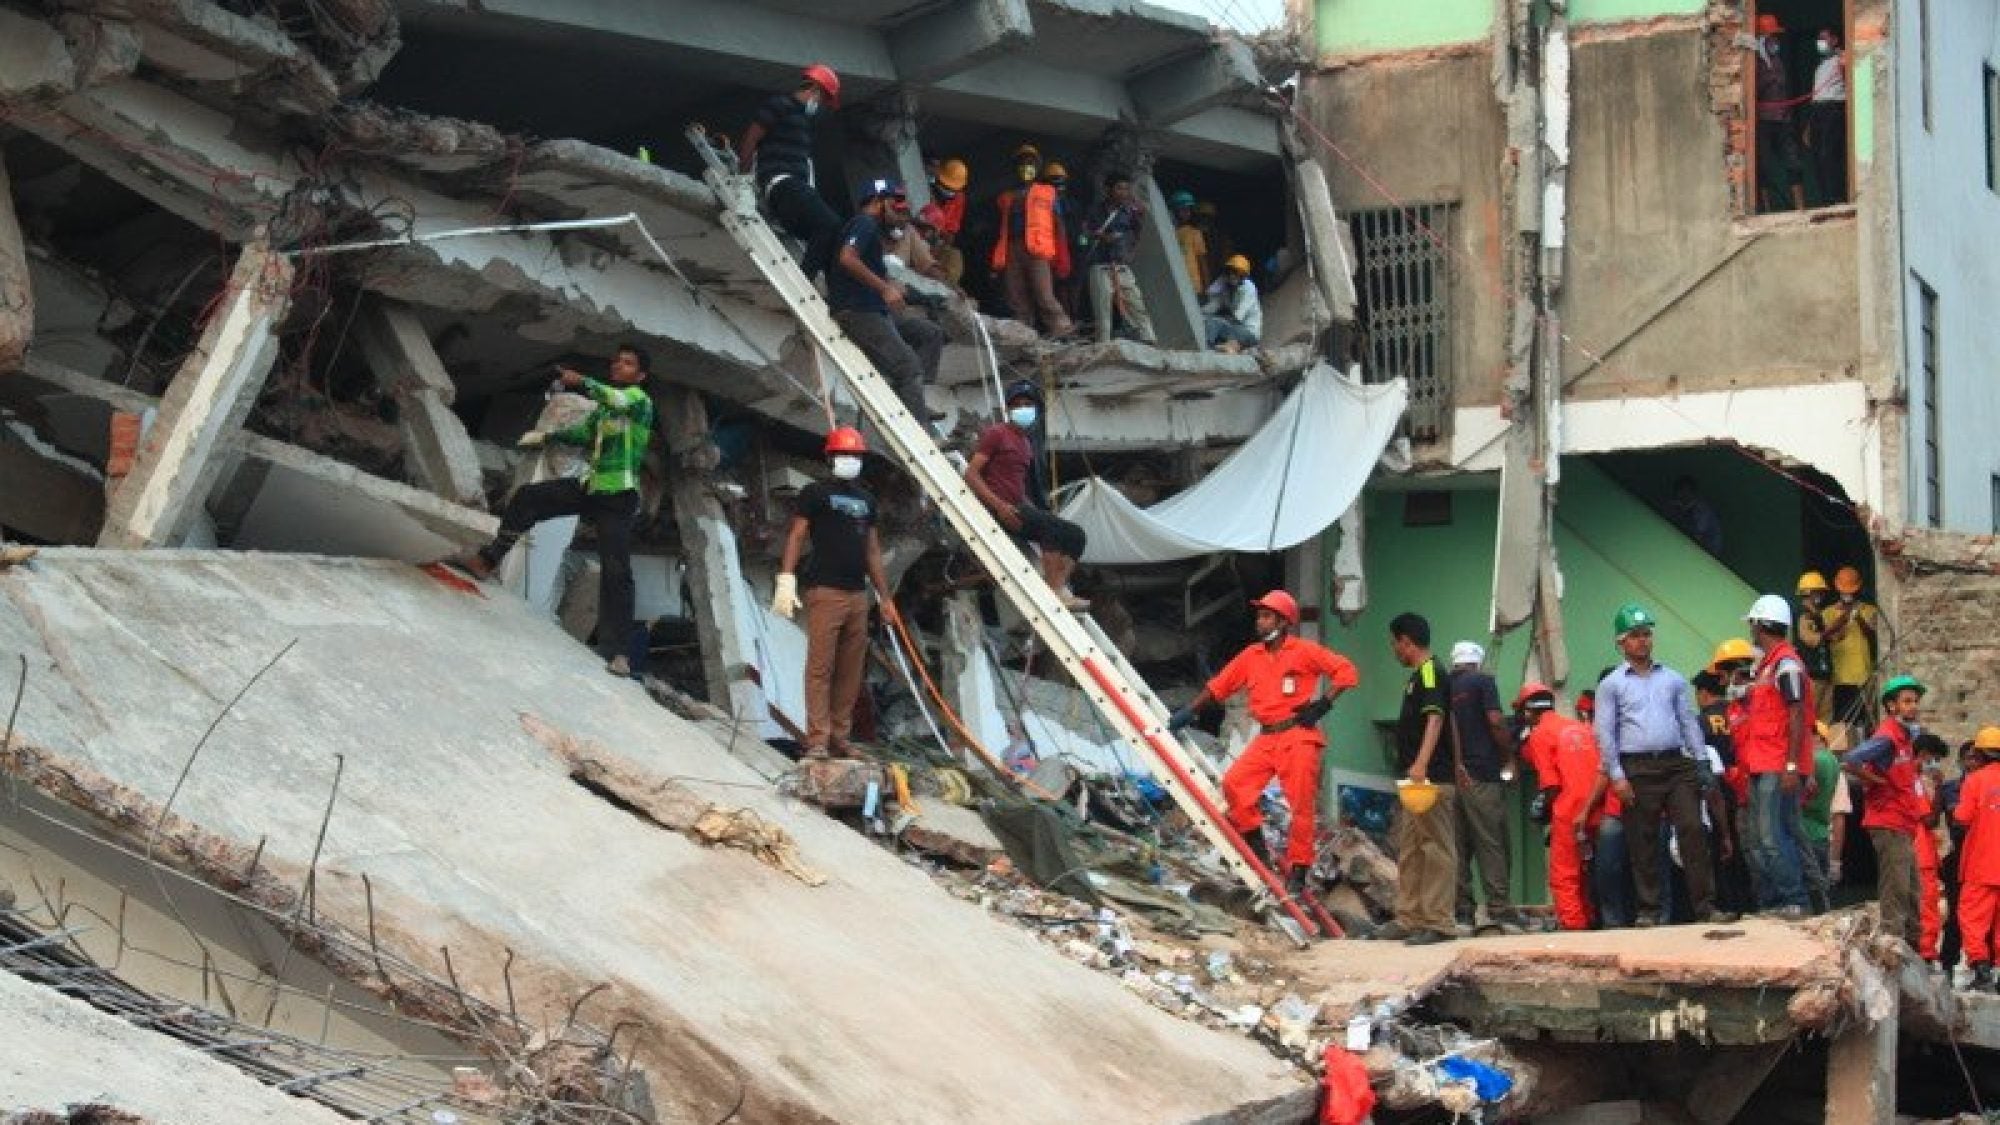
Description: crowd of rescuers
1161,580,1999,989
735,66,1261,357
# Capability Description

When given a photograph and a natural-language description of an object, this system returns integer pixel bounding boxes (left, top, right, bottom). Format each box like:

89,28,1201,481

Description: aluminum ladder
687,126,1338,942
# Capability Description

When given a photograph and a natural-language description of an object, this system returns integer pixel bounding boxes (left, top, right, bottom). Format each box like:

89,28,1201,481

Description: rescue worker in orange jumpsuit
989,143,1074,338
1915,733,1950,962
1516,683,1608,931
1843,675,1930,950
1169,591,1358,894
1952,726,2000,991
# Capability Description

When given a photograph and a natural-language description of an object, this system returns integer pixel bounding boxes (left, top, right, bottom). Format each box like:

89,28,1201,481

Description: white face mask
1726,683,1750,702
803,97,821,117
1008,405,1038,428
830,455,862,480
1818,40,1834,55
1262,627,1285,644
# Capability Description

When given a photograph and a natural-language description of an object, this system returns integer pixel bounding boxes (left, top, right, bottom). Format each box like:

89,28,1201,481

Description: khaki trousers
803,587,871,752
1455,780,1511,916
1870,828,1921,950
1002,246,1073,336
1394,785,1459,935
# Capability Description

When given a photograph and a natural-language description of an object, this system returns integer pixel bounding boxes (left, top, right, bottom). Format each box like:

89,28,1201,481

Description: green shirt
1801,747,1842,843
553,378,654,494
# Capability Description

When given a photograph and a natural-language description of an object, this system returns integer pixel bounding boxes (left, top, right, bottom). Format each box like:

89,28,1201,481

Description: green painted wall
1315,459,1762,903
1317,0,1705,54
1595,449,1805,602
1853,47,1875,164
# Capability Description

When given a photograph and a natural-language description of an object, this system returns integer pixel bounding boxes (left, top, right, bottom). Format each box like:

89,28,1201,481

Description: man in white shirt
1805,27,1849,206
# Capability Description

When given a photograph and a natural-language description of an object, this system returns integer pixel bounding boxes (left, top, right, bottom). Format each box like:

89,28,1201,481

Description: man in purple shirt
1591,602,1730,926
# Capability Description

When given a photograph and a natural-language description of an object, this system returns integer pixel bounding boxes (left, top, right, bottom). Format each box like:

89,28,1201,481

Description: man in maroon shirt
963,380,1089,609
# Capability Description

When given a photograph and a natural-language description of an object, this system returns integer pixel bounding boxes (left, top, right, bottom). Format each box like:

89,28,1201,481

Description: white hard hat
1744,593,1793,630
1450,641,1485,667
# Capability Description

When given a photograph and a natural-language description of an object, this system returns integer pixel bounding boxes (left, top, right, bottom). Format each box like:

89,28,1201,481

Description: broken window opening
1748,0,1855,213
1916,275,1941,528
1986,63,2000,193
1351,203,1455,444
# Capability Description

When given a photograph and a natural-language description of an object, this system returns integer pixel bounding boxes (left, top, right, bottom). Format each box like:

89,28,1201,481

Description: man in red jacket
1169,591,1358,895
1844,675,1930,949
1516,684,1608,930
1953,726,2000,991
1736,596,1829,916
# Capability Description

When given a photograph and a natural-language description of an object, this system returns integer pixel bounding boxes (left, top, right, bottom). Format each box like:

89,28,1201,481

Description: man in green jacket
464,344,656,675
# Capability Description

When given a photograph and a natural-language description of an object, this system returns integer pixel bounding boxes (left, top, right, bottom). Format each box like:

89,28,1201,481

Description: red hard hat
1755,13,1781,34
1249,590,1299,628
802,64,841,107
824,426,866,456
1514,682,1556,712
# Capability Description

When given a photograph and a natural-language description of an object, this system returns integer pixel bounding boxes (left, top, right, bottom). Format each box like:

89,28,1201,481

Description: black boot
1973,962,1996,993
1286,864,1312,899
1241,830,1273,872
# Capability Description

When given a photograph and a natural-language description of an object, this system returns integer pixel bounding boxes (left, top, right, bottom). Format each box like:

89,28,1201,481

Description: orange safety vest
990,184,1060,269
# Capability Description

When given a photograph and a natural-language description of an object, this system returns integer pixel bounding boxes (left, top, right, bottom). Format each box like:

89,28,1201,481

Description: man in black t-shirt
1448,641,1516,928
773,426,891,759
830,178,944,432
737,64,845,278
1383,612,1459,945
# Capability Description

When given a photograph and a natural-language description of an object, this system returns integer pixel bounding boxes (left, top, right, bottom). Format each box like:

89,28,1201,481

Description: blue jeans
1204,317,1259,348
1743,774,1809,910
1593,816,1634,928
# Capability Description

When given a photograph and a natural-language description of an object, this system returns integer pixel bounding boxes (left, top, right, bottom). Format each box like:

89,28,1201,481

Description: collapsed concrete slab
0,550,1303,1123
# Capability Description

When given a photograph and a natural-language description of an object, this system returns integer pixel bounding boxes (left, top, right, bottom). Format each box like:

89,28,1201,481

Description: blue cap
862,177,906,202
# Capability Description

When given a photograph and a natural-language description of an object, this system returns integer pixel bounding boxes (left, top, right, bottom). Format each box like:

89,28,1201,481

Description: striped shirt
552,379,654,495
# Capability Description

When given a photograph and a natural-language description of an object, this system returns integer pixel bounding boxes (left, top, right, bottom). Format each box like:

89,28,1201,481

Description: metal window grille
1986,64,1999,193
1918,277,1941,528
1352,204,1455,442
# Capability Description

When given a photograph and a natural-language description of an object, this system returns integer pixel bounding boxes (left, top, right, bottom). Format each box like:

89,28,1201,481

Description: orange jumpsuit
1205,636,1359,868
1917,821,1943,961
1522,713,1607,931
1953,764,2000,965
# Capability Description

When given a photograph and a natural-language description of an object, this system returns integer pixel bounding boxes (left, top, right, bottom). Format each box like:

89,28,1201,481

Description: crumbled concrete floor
0,970,349,1124
0,550,1302,1124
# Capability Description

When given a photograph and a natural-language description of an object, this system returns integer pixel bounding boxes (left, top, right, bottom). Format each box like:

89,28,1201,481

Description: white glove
771,573,801,619
516,430,547,448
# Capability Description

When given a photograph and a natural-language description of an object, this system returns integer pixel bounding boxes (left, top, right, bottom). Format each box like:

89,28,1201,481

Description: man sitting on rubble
830,178,944,431
737,64,845,279
963,380,1089,610
1168,591,1358,898
1516,683,1608,931
460,346,655,677
1201,255,1261,352
772,426,891,761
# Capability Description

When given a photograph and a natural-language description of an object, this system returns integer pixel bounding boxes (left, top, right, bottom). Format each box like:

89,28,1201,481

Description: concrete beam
99,242,291,549
351,297,485,508
0,9,82,100
888,0,1034,86
658,385,766,722
932,55,1135,128
0,151,29,374
123,0,340,115
405,0,896,88
1130,39,1260,128
20,355,496,549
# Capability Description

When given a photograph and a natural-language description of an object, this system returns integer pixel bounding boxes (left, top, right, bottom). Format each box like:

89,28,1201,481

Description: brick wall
1879,529,2000,739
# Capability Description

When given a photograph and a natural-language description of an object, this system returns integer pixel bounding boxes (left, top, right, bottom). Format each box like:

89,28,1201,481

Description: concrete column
351,297,485,508
658,385,766,724
848,91,931,210
98,240,291,548
0,150,30,375
1131,177,1203,351
1824,1009,1897,1125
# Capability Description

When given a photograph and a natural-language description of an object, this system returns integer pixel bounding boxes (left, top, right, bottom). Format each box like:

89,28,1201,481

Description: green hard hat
1613,602,1656,637
1880,674,1926,702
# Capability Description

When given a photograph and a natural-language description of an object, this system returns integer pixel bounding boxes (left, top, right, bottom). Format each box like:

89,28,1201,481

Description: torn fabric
1057,365,1407,564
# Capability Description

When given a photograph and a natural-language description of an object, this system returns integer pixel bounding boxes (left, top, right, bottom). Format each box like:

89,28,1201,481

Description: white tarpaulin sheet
1057,365,1407,565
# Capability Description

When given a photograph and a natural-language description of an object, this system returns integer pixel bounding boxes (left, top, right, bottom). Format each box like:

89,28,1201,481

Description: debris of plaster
518,711,826,886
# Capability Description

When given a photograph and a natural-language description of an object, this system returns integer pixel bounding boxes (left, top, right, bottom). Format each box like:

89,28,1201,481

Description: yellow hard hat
1796,570,1829,594
1043,161,1068,180
1397,779,1439,815
1975,726,2000,752
1224,254,1252,275
1834,566,1863,594
1709,637,1757,672
935,158,969,192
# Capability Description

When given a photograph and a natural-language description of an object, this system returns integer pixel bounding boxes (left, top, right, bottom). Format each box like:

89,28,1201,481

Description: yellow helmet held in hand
1397,779,1439,815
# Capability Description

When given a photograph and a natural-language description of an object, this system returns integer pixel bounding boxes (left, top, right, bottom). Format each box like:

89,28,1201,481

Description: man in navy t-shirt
829,178,943,432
